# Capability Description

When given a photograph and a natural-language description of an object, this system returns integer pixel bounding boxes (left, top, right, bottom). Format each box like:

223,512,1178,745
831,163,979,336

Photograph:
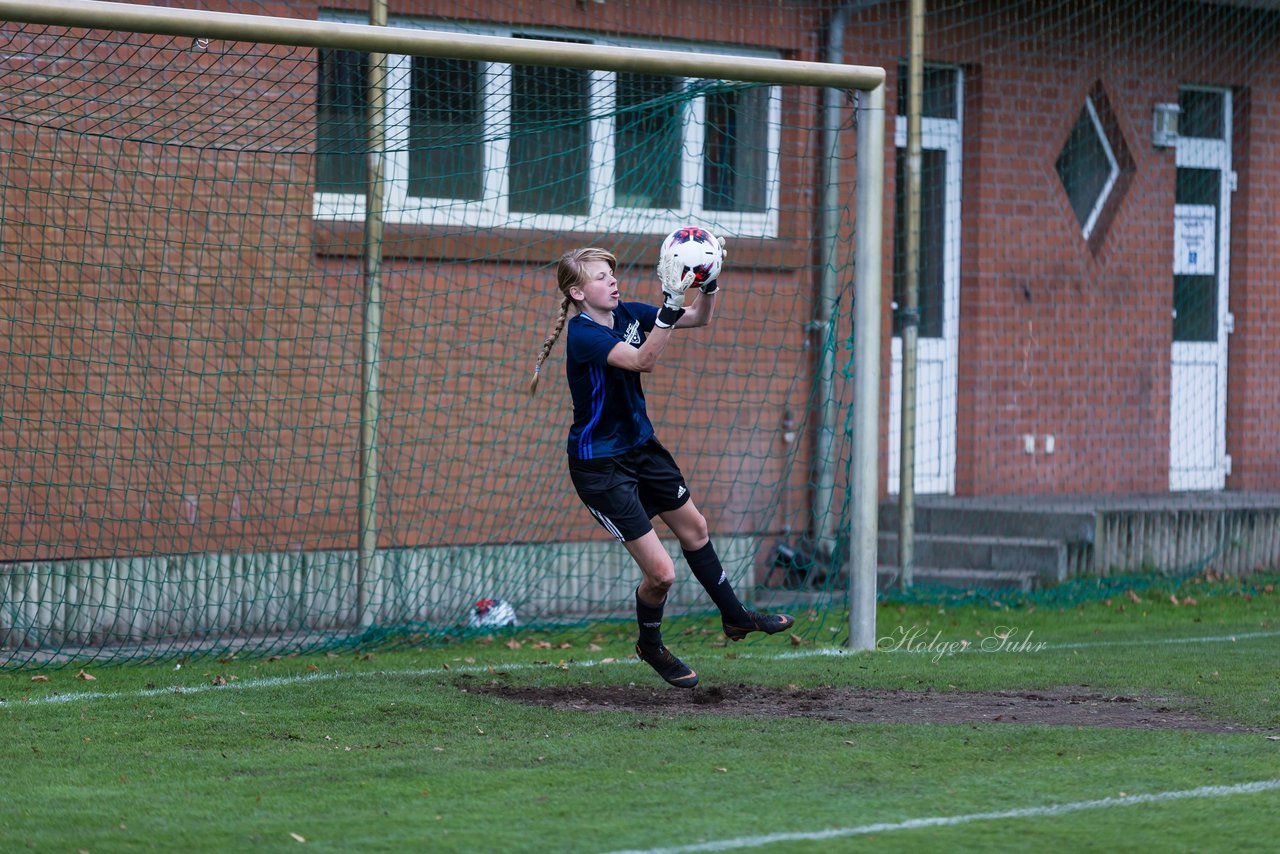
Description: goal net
0,3,882,665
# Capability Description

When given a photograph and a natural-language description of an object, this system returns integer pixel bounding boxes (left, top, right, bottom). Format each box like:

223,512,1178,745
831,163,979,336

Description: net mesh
3,1,1279,668
1,11,857,666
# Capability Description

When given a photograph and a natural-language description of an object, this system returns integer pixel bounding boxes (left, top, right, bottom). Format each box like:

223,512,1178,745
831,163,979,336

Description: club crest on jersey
624,320,642,347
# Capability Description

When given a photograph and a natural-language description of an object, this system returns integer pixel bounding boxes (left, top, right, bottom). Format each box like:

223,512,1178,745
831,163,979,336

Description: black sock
635,587,664,650
683,542,749,623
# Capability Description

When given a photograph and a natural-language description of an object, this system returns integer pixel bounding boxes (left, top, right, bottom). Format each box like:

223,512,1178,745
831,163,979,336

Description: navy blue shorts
567,438,692,542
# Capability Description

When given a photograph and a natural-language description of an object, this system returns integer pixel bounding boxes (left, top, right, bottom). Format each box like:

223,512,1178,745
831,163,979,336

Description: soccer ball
660,225,723,287
467,597,519,629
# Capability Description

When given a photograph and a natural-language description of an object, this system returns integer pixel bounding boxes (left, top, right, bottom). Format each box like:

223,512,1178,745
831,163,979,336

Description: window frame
313,16,782,237
1058,95,1120,241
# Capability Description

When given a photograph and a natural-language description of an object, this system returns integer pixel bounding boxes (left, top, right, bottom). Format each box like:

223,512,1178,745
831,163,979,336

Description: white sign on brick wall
1173,204,1215,276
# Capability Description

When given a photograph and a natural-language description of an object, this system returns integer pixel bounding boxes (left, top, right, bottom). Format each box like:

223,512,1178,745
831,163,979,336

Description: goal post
0,0,885,664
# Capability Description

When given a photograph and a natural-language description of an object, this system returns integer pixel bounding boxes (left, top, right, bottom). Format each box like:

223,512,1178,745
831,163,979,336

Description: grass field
2,574,1277,852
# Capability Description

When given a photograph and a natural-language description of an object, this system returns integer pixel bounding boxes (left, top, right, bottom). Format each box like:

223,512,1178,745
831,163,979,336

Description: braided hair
529,247,617,395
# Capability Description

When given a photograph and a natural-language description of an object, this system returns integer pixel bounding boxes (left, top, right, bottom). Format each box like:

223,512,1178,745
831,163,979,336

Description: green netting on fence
4,1,1280,669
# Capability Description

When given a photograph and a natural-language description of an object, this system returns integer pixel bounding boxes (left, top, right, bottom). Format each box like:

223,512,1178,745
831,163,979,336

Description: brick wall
3,0,1278,571
849,0,1280,496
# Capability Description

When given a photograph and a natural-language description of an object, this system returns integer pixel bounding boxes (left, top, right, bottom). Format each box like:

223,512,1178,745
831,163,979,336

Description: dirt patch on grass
472,681,1263,733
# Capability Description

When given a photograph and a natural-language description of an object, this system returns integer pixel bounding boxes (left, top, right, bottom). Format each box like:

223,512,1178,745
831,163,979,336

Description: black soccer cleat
635,643,699,689
722,610,795,642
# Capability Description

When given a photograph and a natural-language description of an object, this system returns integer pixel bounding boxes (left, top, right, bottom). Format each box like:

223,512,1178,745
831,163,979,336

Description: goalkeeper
529,243,794,689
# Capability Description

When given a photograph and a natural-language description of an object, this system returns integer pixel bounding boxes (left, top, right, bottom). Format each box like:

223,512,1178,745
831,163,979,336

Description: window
408,57,484,201
703,86,770,213
315,49,368,193
313,20,781,236
509,61,590,215
614,73,681,210
1055,96,1119,240
892,147,947,338
896,63,959,119
1178,88,1225,140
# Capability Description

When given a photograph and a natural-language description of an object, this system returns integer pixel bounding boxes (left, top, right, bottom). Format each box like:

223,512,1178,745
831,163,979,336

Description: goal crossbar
0,0,884,91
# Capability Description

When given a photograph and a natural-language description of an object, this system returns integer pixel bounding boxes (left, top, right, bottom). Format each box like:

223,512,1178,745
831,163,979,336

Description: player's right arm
607,325,675,373
607,255,695,373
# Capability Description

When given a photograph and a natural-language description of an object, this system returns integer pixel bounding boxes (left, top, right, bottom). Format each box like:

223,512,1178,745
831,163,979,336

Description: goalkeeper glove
699,235,728,295
655,252,696,328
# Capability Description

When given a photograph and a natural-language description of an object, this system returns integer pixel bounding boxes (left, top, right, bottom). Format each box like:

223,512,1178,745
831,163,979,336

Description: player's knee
680,512,709,549
649,572,675,596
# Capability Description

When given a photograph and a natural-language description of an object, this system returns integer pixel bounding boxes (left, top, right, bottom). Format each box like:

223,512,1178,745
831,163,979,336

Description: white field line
600,779,1280,854
5,628,1279,709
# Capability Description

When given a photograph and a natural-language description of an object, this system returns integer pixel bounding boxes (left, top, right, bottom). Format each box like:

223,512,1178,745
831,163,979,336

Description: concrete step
752,566,1039,608
878,532,1068,584
879,566,1038,593
879,504,1096,544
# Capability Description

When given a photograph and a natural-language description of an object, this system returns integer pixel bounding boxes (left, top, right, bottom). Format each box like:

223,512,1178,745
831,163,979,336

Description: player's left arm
674,235,726,329
674,289,715,328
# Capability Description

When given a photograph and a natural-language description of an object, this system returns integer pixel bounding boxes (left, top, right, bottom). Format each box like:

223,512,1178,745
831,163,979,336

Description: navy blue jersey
564,301,660,460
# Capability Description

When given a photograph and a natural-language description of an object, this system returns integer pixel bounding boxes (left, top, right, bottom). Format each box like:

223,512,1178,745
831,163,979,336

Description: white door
889,72,962,496
1170,87,1232,491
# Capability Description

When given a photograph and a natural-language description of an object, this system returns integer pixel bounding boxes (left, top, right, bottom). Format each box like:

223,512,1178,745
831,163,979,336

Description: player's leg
567,455,698,688
659,498,796,642
624,531,698,688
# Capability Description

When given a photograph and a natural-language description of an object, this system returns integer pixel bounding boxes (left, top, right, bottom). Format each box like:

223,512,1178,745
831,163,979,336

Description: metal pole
898,0,925,588
358,0,388,629
849,83,885,652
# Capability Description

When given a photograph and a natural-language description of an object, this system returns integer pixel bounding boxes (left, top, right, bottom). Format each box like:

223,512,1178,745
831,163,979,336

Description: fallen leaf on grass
290,831,306,843
714,767,728,773
531,641,553,650
212,675,228,686
587,643,603,652
75,669,96,681
1126,589,1142,604
506,639,522,650
789,633,804,646
30,675,49,683
305,664,319,672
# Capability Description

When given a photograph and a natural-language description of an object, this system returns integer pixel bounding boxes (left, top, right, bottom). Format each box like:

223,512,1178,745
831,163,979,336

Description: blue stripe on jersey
577,363,605,459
